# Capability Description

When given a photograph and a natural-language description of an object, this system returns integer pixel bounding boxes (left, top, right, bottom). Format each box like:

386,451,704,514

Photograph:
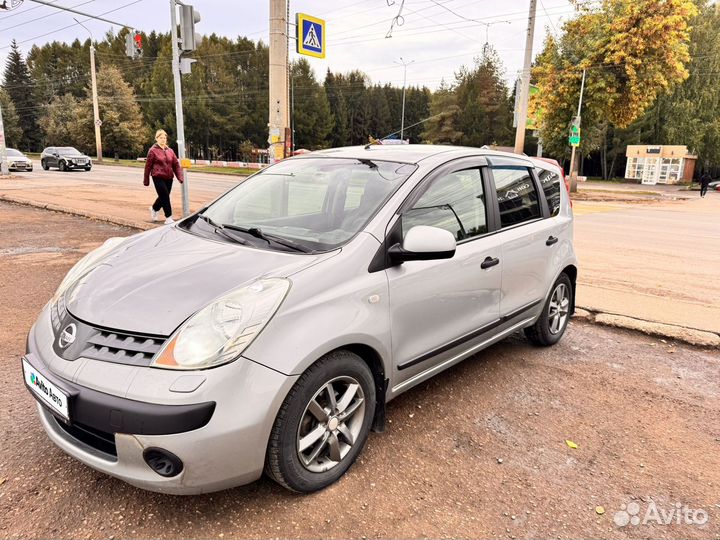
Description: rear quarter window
537,168,562,217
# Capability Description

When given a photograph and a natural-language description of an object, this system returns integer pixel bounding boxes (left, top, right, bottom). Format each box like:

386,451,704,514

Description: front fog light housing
152,278,291,370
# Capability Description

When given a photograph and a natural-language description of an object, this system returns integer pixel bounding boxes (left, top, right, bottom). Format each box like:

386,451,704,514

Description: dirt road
1,202,719,539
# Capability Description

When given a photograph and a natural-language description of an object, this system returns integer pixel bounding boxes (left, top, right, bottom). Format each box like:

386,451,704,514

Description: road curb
2,194,718,349
0,194,152,231
575,306,720,348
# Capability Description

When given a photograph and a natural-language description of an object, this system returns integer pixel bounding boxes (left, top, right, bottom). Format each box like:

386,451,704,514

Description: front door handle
481,256,500,269
546,236,559,246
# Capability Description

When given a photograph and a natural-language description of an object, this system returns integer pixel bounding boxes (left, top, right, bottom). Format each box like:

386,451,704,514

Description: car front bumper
24,306,297,494
9,162,33,171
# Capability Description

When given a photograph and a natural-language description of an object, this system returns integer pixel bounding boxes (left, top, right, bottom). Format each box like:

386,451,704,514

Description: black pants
700,184,708,197
152,178,173,217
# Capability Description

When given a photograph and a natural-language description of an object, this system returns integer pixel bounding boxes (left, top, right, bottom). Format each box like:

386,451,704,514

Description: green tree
291,59,333,149
2,40,40,151
422,80,462,144
38,93,85,147
0,89,22,148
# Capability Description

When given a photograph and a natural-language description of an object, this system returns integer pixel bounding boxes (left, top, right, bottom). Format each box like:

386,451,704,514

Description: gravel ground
1,202,719,539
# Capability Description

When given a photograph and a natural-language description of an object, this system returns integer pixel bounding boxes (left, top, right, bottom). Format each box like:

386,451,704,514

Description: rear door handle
481,256,500,269
546,236,559,246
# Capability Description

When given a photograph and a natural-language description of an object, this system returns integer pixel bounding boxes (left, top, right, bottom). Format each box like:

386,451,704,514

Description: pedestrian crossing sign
296,13,325,58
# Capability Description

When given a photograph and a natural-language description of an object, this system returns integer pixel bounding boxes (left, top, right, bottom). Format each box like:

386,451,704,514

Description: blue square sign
296,13,325,58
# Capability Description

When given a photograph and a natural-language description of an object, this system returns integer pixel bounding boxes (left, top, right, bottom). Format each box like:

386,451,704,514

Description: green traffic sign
569,135,581,147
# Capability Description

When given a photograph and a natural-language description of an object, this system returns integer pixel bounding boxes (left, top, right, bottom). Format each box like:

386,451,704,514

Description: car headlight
49,237,128,329
151,278,291,370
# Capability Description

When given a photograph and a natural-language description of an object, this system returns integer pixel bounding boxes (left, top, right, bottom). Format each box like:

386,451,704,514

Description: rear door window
491,166,541,228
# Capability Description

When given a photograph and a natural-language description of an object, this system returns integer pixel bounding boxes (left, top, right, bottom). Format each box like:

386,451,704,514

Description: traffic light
179,4,201,52
125,32,134,58
133,31,142,57
125,30,142,58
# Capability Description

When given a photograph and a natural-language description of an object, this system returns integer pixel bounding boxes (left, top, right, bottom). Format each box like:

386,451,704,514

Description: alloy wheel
296,376,365,473
548,283,570,334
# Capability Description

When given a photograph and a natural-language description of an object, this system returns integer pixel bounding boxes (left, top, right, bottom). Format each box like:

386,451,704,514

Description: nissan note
22,145,577,494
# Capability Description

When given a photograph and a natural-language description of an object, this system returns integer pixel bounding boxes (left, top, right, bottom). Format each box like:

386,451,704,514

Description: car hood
66,226,338,336
10,156,31,162
60,154,89,159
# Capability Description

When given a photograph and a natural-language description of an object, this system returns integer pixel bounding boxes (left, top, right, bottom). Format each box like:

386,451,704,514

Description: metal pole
513,0,537,154
568,69,586,193
0,98,8,176
74,19,103,163
395,57,413,142
170,0,189,217
291,71,295,155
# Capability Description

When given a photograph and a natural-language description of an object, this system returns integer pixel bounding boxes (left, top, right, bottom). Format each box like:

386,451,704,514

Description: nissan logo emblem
58,323,77,349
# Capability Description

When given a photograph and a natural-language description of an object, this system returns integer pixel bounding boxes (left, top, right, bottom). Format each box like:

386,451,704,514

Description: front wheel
265,350,376,493
525,273,572,346
84,166,91,171
58,160,66,172
41,160,49,171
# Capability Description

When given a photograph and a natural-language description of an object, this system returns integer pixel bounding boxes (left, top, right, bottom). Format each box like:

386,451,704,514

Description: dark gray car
41,147,92,171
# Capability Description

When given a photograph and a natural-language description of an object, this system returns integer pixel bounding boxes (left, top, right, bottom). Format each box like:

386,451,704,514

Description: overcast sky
0,0,577,89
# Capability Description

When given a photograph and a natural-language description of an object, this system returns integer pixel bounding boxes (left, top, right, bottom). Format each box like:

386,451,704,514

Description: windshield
200,157,417,252
58,147,81,154
6,149,22,157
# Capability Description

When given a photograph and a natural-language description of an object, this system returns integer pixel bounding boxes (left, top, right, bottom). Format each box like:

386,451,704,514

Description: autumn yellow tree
533,0,697,162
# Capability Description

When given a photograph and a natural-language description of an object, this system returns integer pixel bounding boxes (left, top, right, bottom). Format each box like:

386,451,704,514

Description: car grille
11,161,28,169
82,329,165,365
54,416,118,458
53,311,167,367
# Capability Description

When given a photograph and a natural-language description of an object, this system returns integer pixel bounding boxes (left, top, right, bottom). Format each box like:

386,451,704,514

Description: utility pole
74,18,102,163
170,0,189,217
568,68,586,193
513,0,537,154
395,57,414,142
0,98,8,176
268,0,289,164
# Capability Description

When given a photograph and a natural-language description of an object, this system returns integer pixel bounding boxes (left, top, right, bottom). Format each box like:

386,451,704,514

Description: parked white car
6,148,33,172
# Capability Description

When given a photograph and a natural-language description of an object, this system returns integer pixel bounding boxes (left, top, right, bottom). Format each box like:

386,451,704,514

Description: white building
625,145,697,185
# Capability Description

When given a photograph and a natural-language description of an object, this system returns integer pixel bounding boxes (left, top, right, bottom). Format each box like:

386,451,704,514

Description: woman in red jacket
143,129,184,224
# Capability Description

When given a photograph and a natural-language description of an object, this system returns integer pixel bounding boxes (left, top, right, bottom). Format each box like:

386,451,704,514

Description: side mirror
388,225,456,263
53,153,60,157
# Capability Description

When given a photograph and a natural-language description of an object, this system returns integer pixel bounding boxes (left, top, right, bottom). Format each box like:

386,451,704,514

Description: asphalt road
1,202,719,539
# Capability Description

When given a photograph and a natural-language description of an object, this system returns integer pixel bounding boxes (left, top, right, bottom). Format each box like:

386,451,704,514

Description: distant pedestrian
699,172,711,198
143,129,183,224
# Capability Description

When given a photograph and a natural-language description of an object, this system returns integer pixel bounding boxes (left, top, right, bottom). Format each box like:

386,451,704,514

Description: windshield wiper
196,214,248,245
222,224,313,253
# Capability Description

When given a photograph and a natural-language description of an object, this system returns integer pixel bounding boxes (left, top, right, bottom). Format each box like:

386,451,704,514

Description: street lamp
73,18,103,163
394,57,414,142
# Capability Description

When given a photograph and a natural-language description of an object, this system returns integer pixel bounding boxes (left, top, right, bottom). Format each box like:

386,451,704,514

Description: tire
84,166,91,171
524,272,572,346
41,160,49,171
265,350,376,493
58,160,66,172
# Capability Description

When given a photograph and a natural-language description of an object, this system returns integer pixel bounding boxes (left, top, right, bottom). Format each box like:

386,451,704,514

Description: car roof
305,144,535,167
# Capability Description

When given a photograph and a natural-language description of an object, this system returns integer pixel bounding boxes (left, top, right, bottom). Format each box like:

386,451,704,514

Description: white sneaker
164,217,175,225
149,207,159,221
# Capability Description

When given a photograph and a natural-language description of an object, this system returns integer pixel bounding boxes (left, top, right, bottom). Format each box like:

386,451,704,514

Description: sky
0,0,579,89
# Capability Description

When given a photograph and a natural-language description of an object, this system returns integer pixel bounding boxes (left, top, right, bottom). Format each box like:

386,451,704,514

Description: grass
25,153,260,177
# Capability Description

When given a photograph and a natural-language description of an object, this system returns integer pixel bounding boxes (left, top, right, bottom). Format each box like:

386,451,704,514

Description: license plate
22,357,70,420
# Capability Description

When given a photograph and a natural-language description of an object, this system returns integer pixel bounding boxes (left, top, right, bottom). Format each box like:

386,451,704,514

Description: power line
0,0,146,50
0,0,97,32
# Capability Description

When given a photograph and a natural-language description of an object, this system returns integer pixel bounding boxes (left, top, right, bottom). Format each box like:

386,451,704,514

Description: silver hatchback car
23,145,577,494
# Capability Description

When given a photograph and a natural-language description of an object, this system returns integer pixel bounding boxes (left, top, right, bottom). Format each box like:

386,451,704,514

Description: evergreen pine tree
2,40,40,151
